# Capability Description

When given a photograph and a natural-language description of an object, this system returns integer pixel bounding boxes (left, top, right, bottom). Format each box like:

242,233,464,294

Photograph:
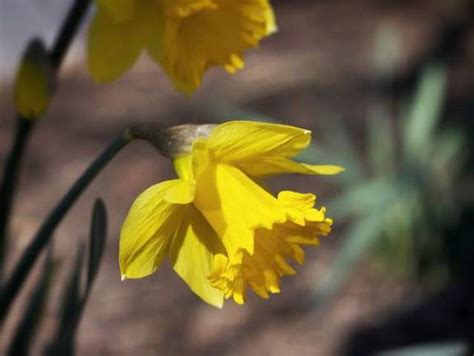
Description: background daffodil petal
120,180,185,279
208,121,312,162
163,0,217,18
169,205,225,308
87,9,145,83
158,0,275,94
237,156,345,177
96,0,136,22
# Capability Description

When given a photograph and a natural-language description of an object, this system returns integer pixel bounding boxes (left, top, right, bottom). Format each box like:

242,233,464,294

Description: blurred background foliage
1,0,474,355
319,61,466,297
4,199,107,356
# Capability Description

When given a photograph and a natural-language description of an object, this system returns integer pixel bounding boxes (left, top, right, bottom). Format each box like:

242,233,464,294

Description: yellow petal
169,205,225,308
164,179,195,204
208,121,312,163
173,154,194,181
299,163,345,175
192,146,286,256
158,0,276,94
87,8,146,82
278,191,316,211
208,191,333,303
278,191,328,224
238,156,345,177
277,191,318,225
120,180,188,279
96,0,136,22
161,0,216,18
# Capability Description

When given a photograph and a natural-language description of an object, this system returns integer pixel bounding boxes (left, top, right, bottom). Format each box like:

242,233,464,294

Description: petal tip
212,299,224,309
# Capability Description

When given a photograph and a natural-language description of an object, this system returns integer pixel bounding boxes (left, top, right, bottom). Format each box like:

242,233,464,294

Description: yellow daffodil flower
87,0,276,94
120,121,344,307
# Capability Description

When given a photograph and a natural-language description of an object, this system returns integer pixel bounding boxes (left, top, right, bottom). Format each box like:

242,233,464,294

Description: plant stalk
0,131,133,322
0,0,92,283
0,118,34,282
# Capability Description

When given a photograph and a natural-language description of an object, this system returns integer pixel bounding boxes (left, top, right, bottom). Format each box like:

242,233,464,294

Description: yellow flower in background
87,0,276,94
120,121,344,307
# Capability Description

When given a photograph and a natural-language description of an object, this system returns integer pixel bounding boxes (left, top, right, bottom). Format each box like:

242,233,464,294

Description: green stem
0,118,34,281
50,0,91,70
0,131,134,322
0,0,92,283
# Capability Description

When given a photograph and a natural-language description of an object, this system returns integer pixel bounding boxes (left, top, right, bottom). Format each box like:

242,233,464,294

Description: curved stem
50,0,91,70
0,118,33,281
0,131,134,322
0,0,92,282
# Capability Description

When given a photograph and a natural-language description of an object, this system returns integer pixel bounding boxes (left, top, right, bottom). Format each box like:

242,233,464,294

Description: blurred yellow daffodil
120,121,344,307
87,0,277,94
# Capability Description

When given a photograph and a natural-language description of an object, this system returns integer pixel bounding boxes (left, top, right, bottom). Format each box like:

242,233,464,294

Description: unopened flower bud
14,39,55,119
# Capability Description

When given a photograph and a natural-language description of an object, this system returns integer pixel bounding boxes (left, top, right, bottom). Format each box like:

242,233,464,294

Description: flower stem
0,0,91,284
50,0,91,70
0,118,34,282
0,131,134,323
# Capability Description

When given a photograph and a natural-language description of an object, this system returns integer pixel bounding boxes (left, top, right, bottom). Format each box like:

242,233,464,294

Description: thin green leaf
313,209,388,305
45,246,84,356
45,200,108,356
431,129,464,173
85,199,107,298
6,249,54,356
367,106,395,176
378,341,469,356
402,62,447,160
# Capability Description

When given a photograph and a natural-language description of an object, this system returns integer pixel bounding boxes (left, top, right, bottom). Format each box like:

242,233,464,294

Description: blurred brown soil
1,0,473,355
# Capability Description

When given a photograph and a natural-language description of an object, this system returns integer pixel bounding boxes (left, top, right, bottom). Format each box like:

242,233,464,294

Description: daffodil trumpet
120,121,344,307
